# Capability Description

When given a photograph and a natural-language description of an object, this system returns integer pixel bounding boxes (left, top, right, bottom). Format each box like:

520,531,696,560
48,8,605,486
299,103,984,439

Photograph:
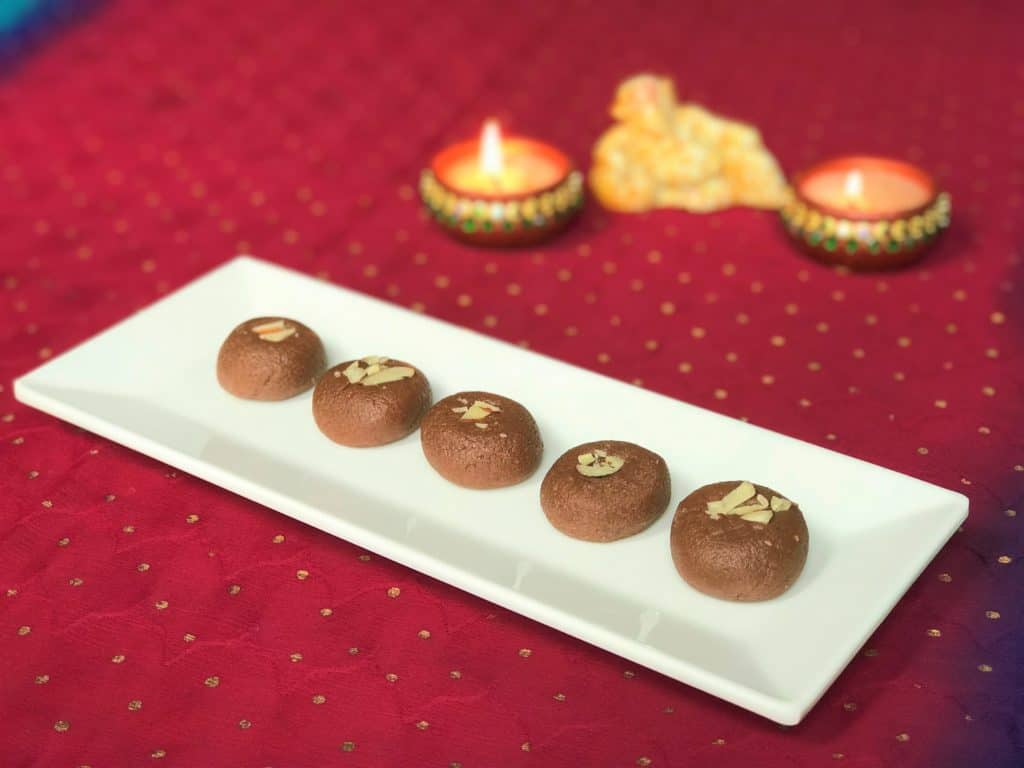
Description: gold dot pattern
0,4,1019,767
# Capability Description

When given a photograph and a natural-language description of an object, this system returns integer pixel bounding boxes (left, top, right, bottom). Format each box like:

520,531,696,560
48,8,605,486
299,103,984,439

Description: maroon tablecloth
1,1,1021,765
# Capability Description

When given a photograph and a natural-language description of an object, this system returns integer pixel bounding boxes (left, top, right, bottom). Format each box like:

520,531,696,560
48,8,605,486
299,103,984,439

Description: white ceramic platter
14,257,968,724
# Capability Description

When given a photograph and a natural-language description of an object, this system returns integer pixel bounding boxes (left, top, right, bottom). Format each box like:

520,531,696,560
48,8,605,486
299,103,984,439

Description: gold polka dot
123,525,135,534
990,311,1006,324
896,733,910,743
725,352,739,363
1015,465,1024,472
534,303,549,316
865,313,878,325
736,312,750,325
799,398,812,408
204,676,220,688
761,374,775,385
358,554,371,561
751,280,765,294
816,322,829,333
320,608,333,617
228,584,241,595
602,261,617,275
518,648,532,658
852,348,866,359
833,753,845,760
938,572,952,583
128,699,142,711
636,758,652,767
341,741,356,752
553,692,566,701
997,555,1012,564
312,694,326,704
622,670,636,679
596,352,610,364
714,388,728,400
290,652,303,663
387,586,401,598
5,589,15,597
41,499,53,508
712,738,726,746
843,701,857,712
111,653,126,663
985,610,1001,619
54,720,70,733
864,648,879,657
69,577,83,587
647,250,662,264
660,301,675,316
807,361,822,372
456,293,472,308
1005,509,1016,517
416,720,430,730
629,278,645,292
644,339,659,351
556,268,572,282
296,569,309,580
506,282,521,296
564,325,578,336
154,600,168,610
691,327,706,339
184,633,196,643
272,534,285,543
926,628,942,637
934,400,948,409
521,742,531,752
418,629,431,639
385,673,398,682
978,663,993,672
151,749,166,759
678,362,693,374
185,514,199,524
434,275,450,289
17,625,30,636
35,674,49,684
239,719,252,729
770,335,786,347
897,336,912,348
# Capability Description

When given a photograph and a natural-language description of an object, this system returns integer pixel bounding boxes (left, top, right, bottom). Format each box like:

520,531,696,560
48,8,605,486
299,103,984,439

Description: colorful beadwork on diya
781,155,951,270
421,119,583,246
589,74,789,213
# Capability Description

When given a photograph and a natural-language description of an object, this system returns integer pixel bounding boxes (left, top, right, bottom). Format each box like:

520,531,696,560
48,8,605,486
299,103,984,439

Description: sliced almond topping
461,400,502,420
252,319,285,334
756,494,769,508
770,496,792,512
577,452,596,466
740,509,773,523
457,397,469,405
361,355,389,365
364,363,381,376
576,453,625,477
343,361,366,383
731,503,768,517
361,366,415,386
593,449,607,458
474,422,488,430
718,481,756,512
259,326,296,342
450,406,468,413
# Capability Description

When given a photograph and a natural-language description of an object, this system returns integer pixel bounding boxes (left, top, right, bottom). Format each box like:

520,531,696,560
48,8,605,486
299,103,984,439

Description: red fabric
1,1,1022,766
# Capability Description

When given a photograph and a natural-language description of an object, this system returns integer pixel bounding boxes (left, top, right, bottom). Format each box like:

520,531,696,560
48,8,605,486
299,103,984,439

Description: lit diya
780,155,950,269
420,120,584,246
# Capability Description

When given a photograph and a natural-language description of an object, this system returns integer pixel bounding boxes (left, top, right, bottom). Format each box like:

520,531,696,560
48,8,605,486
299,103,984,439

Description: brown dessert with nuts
420,391,543,489
670,481,809,601
313,356,432,447
540,440,670,542
217,317,326,401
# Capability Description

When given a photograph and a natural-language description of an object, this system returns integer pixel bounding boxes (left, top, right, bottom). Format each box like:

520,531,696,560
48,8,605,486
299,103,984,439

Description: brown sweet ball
670,480,809,602
216,317,326,401
420,391,543,489
540,440,670,542
312,356,432,447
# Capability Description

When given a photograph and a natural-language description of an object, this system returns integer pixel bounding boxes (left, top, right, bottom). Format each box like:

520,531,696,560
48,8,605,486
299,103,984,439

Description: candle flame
844,170,864,201
479,119,504,178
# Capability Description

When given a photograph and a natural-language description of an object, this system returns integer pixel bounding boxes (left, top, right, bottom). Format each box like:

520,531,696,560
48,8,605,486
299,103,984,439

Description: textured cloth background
1,1,1022,766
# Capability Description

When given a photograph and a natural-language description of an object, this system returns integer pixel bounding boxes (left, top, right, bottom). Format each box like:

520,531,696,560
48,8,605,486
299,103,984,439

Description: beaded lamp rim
419,168,585,237
780,190,951,259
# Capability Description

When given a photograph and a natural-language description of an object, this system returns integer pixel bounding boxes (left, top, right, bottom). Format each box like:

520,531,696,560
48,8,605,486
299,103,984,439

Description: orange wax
797,156,936,218
433,137,570,199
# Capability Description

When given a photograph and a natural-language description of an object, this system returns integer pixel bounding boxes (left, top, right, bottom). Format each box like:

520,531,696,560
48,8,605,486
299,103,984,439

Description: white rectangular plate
14,257,968,724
